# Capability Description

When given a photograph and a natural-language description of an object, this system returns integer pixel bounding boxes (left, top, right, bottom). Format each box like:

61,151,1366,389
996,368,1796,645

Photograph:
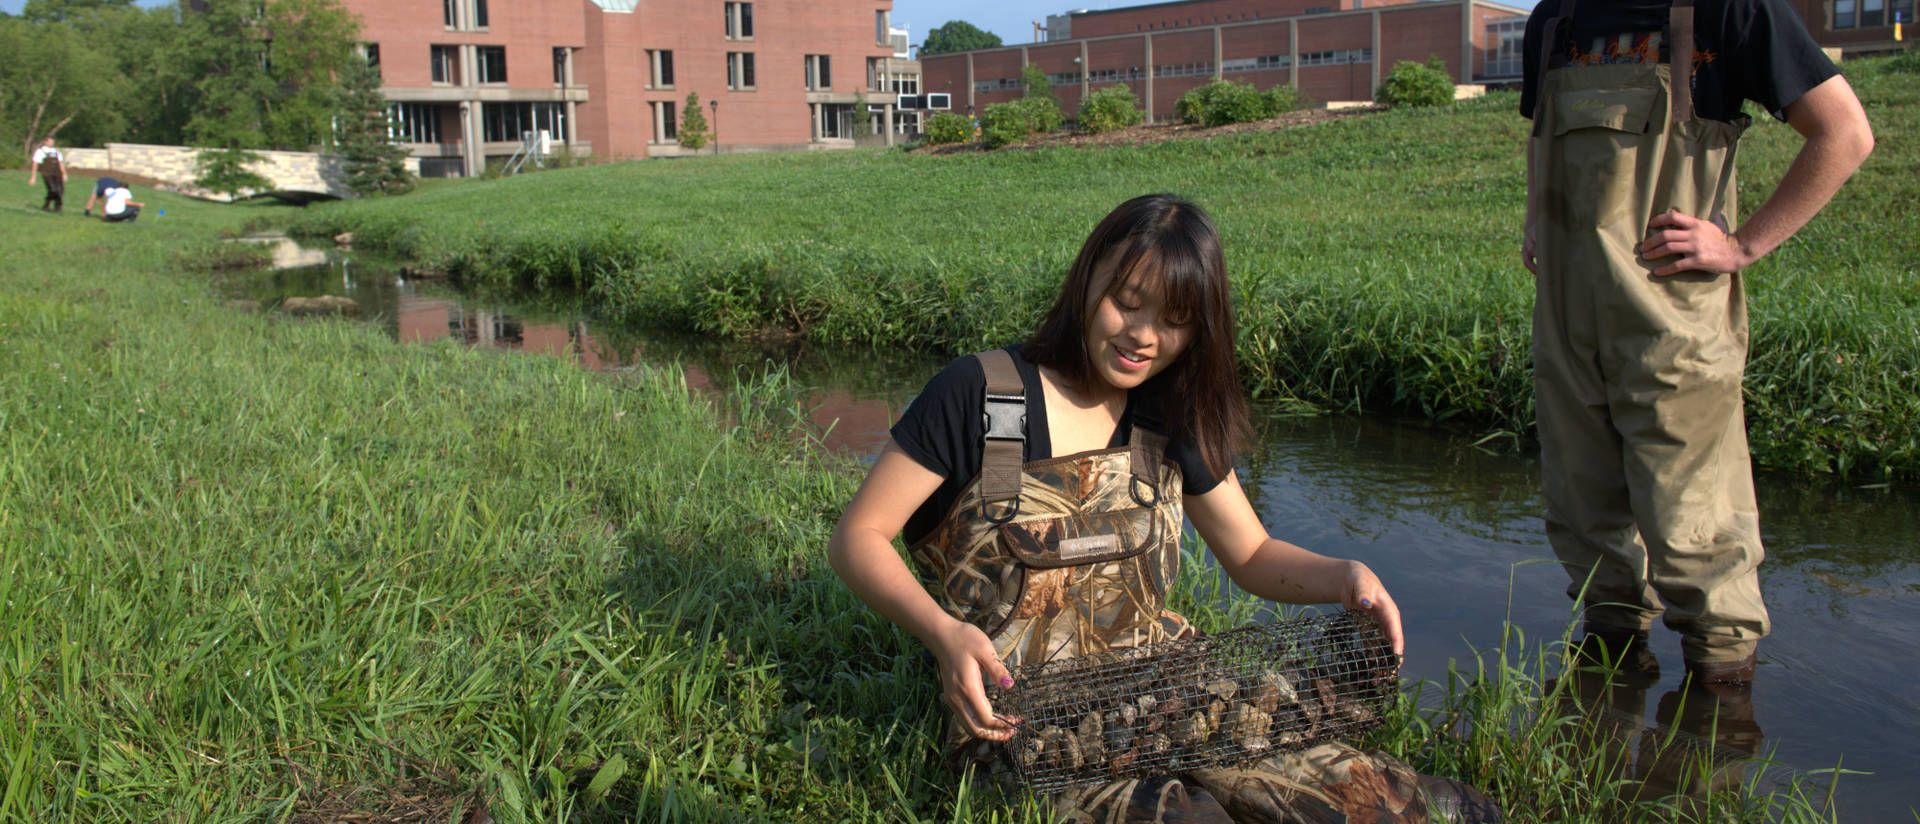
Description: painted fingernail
1359,598,1372,608
1000,676,1014,688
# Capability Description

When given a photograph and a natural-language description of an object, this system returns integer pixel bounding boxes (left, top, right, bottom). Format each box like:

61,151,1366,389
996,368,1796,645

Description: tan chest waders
908,350,1430,823
1530,0,1768,664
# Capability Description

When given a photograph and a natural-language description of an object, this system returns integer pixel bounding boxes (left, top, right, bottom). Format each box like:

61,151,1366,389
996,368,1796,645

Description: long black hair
1024,194,1250,480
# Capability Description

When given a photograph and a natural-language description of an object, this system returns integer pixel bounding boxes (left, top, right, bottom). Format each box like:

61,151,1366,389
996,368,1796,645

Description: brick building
349,0,903,175
923,0,1531,123
1782,0,1913,55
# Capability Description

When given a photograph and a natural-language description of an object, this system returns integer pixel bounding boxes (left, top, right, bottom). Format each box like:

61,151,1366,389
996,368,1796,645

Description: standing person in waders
1520,0,1873,686
29,137,67,213
830,194,1501,823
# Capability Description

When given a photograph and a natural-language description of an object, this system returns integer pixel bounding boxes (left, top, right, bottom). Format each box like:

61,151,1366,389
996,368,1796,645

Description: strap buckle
983,394,1027,443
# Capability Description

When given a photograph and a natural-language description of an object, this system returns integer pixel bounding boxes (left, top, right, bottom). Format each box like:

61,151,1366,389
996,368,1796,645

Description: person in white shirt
103,186,144,223
27,137,67,213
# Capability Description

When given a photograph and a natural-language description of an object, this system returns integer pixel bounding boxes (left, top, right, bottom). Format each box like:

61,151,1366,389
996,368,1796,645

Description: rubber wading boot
1575,623,1660,686
1418,775,1503,823
1683,651,1757,686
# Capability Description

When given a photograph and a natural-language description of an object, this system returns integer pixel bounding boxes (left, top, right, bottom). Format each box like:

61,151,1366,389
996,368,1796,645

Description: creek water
233,243,1919,821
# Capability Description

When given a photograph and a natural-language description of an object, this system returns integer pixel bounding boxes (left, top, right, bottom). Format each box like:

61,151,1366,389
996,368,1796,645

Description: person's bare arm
828,441,1018,741
1639,74,1874,275
1187,470,1404,656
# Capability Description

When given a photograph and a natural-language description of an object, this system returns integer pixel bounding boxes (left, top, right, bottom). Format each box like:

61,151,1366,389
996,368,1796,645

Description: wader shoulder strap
1127,424,1170,508
1534,0,1578,137
976,349,1026,521
1670,0,1696,125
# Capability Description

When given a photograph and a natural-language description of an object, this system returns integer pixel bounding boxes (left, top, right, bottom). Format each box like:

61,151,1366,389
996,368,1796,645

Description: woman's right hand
929,618,1018,741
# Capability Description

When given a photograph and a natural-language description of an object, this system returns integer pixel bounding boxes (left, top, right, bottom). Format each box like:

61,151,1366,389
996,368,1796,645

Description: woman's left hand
1342,561,1404,658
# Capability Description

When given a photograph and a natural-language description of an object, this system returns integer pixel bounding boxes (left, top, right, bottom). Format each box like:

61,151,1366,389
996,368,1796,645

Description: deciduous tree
920,20,1000,56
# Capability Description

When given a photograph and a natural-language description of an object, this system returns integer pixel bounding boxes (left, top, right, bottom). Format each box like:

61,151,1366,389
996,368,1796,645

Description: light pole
709,99,719,155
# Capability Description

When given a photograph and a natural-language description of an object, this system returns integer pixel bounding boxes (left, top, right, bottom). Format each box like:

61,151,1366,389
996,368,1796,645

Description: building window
443,0,456,27
553,47,567,84
483,101,568,142
1862,0,1886,25
818,103,853,138
474,0,488,28
648,49,675,87
876,9,888,44
1296,49,1372,67
1221,54,1292,74
364,42,379,67
725,2,753,39
431,45,459,84
806,54,832,90
652,100,678,142
728,51,756,89
478,46,507,83
890,72,919,94
388,102,443,143
1893,0,1915,28
1484,18,1525,77
1836,0,1856,26
867,56,880,90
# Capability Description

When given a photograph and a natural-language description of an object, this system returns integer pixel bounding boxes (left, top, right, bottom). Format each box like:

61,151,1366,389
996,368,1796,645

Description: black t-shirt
890,345,1223,547
1520,0,1838,123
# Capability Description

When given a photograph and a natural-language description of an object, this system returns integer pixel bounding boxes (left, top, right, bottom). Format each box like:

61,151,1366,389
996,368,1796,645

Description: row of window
1297,48,1371,66
383,101,568,144
1834,0,1913,28
974,51,1355,93
642,48,913,94
425,44,574,85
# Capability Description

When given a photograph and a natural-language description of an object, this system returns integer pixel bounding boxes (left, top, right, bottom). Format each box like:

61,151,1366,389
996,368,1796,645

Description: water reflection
229,247,1918,822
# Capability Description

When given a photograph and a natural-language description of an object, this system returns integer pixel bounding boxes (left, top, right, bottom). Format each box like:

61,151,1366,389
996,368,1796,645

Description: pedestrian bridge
61,143,419,202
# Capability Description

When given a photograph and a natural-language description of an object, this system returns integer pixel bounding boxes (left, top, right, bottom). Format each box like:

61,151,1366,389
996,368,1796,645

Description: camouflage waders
1530,0,1768,665
908,350,1431,823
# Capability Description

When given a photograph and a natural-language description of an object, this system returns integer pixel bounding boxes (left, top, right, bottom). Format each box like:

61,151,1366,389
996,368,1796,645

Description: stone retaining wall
62,143,420,201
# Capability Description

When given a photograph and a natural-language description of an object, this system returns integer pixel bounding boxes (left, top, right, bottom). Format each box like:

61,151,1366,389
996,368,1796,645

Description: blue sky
1,0,1543,45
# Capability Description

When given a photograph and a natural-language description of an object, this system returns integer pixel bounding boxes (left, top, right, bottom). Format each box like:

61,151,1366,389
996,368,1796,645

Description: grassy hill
294,55,1920,479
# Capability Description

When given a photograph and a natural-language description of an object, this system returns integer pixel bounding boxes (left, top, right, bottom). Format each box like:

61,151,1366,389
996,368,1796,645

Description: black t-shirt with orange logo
1520,0,1838,124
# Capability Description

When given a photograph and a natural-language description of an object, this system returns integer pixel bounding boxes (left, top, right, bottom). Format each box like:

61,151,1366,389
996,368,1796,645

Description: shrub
924,112,972,145
979,96,1063,149
1175,78,1301,127
1375,58,1455,108
1077,84,1144,134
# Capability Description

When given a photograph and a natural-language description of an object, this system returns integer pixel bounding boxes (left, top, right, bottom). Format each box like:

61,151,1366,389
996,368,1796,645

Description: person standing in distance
1520,0,1872,684
28,137,67,213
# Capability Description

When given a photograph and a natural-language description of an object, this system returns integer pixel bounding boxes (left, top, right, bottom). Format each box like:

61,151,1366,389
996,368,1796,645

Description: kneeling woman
829,194,1497,822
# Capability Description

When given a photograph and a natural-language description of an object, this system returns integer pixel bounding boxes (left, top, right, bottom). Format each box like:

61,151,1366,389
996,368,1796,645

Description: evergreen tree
334,56,415,195
194,146,273,199
678,92,709,150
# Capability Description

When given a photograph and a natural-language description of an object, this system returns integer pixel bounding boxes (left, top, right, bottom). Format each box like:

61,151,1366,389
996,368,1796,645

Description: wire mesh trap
985,611,1399,794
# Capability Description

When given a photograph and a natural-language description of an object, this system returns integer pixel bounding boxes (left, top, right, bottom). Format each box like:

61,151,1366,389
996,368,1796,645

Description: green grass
289,55,1920,480
0,116,1865,821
